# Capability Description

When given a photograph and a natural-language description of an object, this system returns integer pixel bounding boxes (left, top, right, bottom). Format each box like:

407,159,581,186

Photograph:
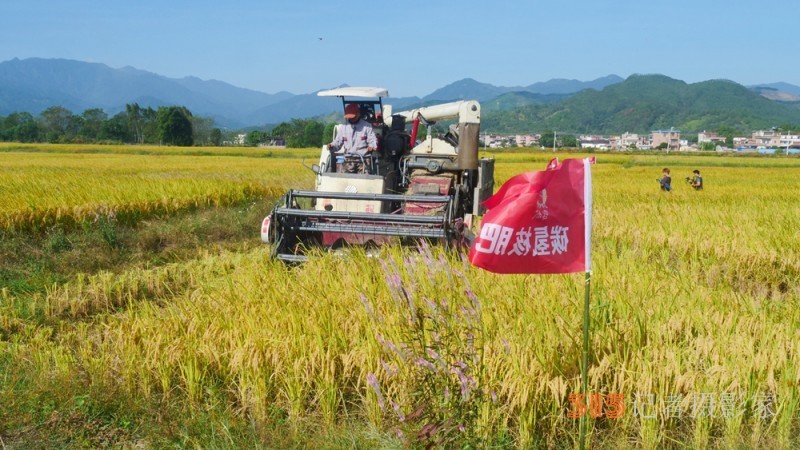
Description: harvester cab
261,87,495,262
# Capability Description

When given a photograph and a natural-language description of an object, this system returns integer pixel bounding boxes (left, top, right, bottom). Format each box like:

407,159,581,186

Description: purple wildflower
419,241,433,267
391,400,406,421
360,293,375,319
423,297,438,315
416,357,436,372
460,305,476,324
465,288,481,312
381,359,398,378
426,348,442,362
366,373,386,411
388,340,407,362
452,366,471,401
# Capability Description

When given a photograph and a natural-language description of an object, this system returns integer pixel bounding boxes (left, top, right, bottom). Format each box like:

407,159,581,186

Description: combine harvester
261,87,494,262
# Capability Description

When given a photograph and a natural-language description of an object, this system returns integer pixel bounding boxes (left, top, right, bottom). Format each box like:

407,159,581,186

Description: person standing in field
690,169,703,190
327,103,377,174
658,168,672,192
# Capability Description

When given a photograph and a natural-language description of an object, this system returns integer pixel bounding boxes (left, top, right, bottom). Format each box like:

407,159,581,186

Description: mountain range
0,58,624,127
484,75,800,134
1,57,799,133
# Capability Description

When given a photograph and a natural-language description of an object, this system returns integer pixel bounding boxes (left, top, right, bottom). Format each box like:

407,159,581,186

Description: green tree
80,108,108,141
66,115,83,141
191,116,214,146
141,107,158,144
99,112,131,142
560,135,578,148
125,103,159,144
303,121,324,148
271,123,291,141
39,106,75,142
210,128,223,146
714,125,739,147
322,123,336,144
1,112,39,142
700,141,716,151
245,130,263,146
271,118,325,148
539,130,555,148
126,103,144,143
157,106,194,146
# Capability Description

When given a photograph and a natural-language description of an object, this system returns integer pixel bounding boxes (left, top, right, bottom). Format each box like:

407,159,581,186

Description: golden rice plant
1,147,799,447
0,150,317,230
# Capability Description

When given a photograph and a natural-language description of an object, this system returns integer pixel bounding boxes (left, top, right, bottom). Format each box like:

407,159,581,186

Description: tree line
0,104,334,148
0,104,215,146
242,119,334,148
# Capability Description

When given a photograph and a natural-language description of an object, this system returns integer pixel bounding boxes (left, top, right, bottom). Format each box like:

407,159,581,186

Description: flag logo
535,189,549,220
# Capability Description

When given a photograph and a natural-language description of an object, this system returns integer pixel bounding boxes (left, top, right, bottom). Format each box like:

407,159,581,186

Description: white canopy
317,87,389,98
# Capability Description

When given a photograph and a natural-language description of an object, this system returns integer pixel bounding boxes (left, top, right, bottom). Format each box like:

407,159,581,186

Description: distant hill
0,58,292,127
2,58,799,133
750,82,800,97
525,75,624,95
246,90,421,125
481,91,568,112
423,78,520,102
423,75,622,102
482,74,800,134
749,85,800,102
0,58,426,127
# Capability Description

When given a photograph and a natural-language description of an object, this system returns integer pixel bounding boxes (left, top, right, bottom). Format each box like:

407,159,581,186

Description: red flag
469,158,592,274
546,157,559,170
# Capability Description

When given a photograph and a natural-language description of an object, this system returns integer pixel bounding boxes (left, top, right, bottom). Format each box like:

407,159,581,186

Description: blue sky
2,0,797,98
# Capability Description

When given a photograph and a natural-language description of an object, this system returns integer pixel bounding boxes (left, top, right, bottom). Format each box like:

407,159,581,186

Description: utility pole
784,128,790,157
553,131,557,153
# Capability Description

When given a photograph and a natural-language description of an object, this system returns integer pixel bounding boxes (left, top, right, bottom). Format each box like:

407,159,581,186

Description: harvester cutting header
261,87,495,262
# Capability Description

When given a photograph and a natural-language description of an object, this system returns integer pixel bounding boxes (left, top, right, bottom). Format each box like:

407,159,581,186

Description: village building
651,129,681,151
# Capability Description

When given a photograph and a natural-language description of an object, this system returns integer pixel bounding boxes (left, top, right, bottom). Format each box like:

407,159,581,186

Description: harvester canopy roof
317,87,389,98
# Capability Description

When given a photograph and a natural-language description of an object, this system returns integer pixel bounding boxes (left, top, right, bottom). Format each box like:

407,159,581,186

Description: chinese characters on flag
469,158,593,274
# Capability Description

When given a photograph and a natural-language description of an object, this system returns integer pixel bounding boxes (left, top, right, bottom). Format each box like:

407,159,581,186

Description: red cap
344,103,360,119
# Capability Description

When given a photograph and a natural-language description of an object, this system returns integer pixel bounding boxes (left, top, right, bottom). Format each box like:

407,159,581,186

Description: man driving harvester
327,103,378,174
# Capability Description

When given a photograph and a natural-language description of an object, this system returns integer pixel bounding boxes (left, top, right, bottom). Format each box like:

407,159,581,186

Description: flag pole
579,271,591,450
580,157,593,450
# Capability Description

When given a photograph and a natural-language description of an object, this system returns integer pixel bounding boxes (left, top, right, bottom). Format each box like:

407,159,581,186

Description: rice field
0,148,317,231
1,143,798,448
